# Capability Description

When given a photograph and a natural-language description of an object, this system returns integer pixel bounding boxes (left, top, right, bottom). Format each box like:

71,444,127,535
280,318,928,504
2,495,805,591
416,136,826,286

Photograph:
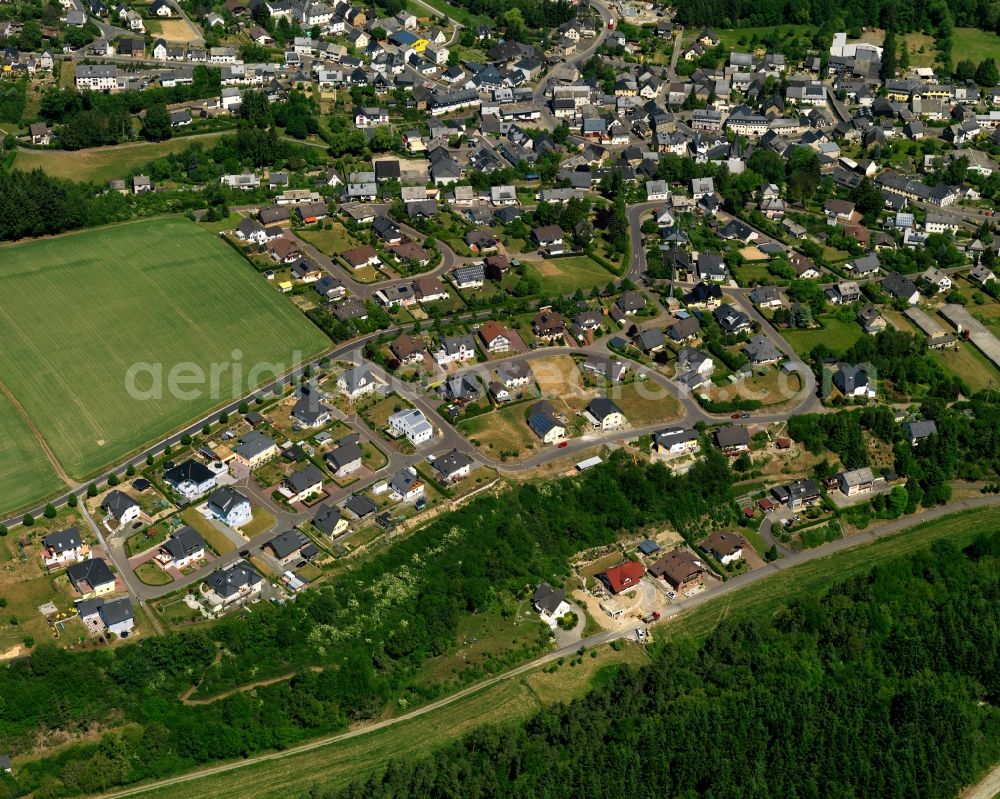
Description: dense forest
0,453,734,798
316,532,1000,799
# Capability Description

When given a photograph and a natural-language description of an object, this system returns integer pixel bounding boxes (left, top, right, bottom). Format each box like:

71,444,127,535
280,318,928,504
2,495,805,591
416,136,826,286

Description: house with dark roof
433,449,474,482
713,303,752,334
67,558,116,598
345,494,378,519
700,531,747,565
881,271,920,304
42,527,90,569
336,365,380,402
833,363,876,398
313,504,348,538
202,560,263,611
527,400,565,444
715,425,750,453
532,309,566,340
584,397,625,430
157,527,206,569
234,430,279,469
100,490,141,528
744,334,782,364
389,468,424,503
265,530,312,566
531,583,571,623
324,437,363,477
206,487,252,527
652,427,700,460
684,281,723,307
163,460,217,500
282,463,325,503
904,419,938,445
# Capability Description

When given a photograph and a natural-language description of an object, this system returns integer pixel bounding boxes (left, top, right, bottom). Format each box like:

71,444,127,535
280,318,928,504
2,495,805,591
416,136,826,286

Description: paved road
87,494,1000,799
532,0,613,106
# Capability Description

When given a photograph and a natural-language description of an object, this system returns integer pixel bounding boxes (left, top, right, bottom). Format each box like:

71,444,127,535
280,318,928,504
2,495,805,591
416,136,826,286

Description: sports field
0,218,329,491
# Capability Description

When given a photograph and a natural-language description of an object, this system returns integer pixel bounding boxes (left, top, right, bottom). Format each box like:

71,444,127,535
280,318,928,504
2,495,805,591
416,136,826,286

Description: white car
635,627,647,642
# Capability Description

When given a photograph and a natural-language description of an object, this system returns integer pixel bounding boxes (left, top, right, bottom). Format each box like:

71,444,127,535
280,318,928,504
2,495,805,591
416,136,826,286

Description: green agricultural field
11,132,226,183
0,391,64,514
0,219,328,493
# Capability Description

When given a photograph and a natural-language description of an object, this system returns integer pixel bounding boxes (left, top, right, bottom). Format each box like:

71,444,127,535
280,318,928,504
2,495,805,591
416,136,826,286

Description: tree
239,401,250,414
955,59,977,81
108,474,119,487
87,483,97,498
43,503,56,519
0,524,7,537
22,513,34,527
140,104,172,142
219,411,229,424
126,464,135,477
181,434,192,446
67,494,78,508
852,177,884,221
975,58,999,87
898,42,909,72
880,26,897,80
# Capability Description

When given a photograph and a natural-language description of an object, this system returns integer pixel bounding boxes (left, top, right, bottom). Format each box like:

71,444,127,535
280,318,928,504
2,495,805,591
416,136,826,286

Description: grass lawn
180,508,235,556
0,390,64,515
361,440,387,472
0,219,328,489
12,133,226,183
361,394,412,435
951,28,1000,67
612,381,682,425
709,368,802,408
714,24,813,51
297,224,360,255
125,523,171,557
135,561,174,586
0,573,63,653
525,255,614,295
781,316,863,358
240,507,276,538
930,343,1000,394
458,404,538,462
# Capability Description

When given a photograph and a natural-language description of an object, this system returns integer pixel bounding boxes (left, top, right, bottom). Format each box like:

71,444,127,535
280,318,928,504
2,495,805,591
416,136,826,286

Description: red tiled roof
601,560,645,594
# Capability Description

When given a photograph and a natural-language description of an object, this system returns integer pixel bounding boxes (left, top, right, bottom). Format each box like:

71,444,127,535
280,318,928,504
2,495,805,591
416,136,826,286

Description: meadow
0,218,328,490
0,391,64,514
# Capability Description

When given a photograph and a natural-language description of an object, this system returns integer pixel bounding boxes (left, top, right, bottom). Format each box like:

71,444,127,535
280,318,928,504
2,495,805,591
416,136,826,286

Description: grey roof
313,504,344,535
636,328,666,351
164,459,214,486
389,468,421,494
163,526,205,559
434,448,473,478
616,290,646,312
326,440,363,470
292,384,330,422
588,397,622,422
98,597,134,627
42,527,82,553
744,334,781,362
497,360,531,384
345,494,378,517
904,420,938,440
67,558,115,589
528,400,562,437
882,271,918,299
100,490,139,520
668,316,701,341
207,486,249,517
286,463,325,494
267,529,309,559
339,364,376,394
531,582,566,615
834,363,871,394
716,425,750,448
204,560,263,598
655,427,699,448
235,430,276,461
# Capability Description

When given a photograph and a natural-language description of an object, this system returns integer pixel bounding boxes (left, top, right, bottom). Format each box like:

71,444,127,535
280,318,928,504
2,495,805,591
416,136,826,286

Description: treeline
317,532,1000,799
674,0,980,37
0,453,735,797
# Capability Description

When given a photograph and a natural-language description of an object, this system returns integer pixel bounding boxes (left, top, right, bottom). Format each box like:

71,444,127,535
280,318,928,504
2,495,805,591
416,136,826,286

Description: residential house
652,427,700,461
100,490,141,528
527,400,565,444
497,360,532,389
203,560,263,611
715,425,750,453
206,487,252,527
649,548,706,592
313,504,348,538
771,478,821,508
532,309,566,341
532,224,566,254
713,303,752,334
389,468,424,503
282,464,325,503
743,335,782,364
838,467,877,496
266,530,313,566
67,558,116,599
700,531,746,565
584,397,625,430
904,419,938,446
432,449,474,482
598,560,645,595
388,408,434,445
478,321,513,353
157,527,206,569
857,303,887,334
324,437,363,477
882,271,920,304
390,333,425,365
233,431,279,469
78,596,135,636
163,460,217,500
833,362,876,398
451,263,486,289
531,583,571,623
434,334,477,366
337,365,380,402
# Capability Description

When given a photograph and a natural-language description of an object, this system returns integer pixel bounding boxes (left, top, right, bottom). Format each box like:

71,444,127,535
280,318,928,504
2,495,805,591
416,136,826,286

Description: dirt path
180,667,323,706
961,762,1000,799
0,376,79,489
